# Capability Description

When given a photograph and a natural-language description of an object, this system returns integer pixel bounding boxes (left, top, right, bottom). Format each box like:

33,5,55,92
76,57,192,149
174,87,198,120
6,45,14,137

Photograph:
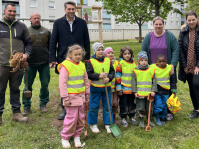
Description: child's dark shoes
130,117,138,125
122,118,128,127
139,117,145,128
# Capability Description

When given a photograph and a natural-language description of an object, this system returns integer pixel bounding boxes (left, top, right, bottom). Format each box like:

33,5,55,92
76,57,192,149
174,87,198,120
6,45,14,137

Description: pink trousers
61,105,85,140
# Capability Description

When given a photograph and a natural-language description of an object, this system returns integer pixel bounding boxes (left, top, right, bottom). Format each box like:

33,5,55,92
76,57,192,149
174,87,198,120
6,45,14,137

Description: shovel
102,68,122,138
145,94,154,132
84,100,89,140
23,69,32,98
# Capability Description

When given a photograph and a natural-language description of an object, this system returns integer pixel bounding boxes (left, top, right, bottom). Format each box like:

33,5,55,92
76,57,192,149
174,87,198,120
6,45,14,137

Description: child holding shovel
116,46,138,127
132,51,157,128
58,45,90,148
86,42,115,134
151,54,177,125
104,47,119,124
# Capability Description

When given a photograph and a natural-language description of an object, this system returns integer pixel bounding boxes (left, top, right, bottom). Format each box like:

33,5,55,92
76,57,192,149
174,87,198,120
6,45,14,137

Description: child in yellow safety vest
116,46,138,127
57,45,90,148
86,42,115,134
150,54,177,126
104,47,119,124
132,51,157,128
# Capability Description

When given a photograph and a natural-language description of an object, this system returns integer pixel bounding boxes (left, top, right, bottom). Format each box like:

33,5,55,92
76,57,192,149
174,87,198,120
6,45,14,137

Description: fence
17,18,181,41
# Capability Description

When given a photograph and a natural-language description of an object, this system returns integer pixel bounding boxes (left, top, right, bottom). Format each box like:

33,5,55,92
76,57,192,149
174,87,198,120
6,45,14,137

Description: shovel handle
102,68,113,125
25,69,29,90
146,95,152,132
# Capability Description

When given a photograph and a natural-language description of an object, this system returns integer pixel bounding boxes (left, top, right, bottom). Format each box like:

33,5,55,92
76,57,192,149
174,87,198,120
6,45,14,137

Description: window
126,22,131,26
177,13,179,17
164,21,167,26
116,22,120,25
30,0,37,7
171,21,173,26
176,21,179,26
49,1,55,9
171,11,173,17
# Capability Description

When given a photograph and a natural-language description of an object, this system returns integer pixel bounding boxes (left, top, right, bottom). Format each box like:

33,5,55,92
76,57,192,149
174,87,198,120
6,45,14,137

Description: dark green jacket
0,17,32,66
28,26,51,66
141,30,179,66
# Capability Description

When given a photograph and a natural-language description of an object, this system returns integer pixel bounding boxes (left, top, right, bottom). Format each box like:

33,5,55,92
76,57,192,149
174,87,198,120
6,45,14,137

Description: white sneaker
74,137,81,148
105,125,112,134
61,139,71,148
90,124,100,133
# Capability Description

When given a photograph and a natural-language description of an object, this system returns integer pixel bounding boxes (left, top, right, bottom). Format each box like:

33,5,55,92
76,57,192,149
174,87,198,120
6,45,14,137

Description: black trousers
119,94,136,119
186,74,199,110
0,66,24,115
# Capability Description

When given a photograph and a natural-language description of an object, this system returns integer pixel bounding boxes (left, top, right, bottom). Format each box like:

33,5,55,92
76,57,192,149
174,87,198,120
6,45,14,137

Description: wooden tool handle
102,68,113,124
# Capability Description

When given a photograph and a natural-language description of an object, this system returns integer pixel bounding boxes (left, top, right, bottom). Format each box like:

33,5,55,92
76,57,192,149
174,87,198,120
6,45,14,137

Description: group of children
58,42,176,148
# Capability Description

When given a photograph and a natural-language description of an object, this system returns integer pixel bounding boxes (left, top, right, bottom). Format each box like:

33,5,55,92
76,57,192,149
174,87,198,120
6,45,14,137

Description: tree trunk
155,0,160,16
138,24,142,43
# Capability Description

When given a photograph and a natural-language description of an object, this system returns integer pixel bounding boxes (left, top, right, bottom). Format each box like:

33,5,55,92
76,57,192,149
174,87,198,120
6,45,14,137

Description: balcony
77,0,88,5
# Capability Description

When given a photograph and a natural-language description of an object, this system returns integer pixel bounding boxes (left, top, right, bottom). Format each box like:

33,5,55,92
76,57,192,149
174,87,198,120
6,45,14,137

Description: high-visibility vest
90,57,111,87
133,66,155,97
151,64,171,90
57,59,85,94
120,59,137,87
111,60,118,89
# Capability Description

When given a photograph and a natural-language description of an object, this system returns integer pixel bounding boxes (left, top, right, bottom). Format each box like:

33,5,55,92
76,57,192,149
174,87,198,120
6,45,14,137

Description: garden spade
24,69,31,98
84,100,89,140
146,94,154,132
102,68,122,138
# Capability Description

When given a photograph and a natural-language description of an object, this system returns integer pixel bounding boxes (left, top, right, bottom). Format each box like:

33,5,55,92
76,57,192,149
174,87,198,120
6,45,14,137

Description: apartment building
1,0,186,30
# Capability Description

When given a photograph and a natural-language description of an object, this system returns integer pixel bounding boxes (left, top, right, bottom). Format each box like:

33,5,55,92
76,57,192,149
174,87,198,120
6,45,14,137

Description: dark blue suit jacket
49,15,90,64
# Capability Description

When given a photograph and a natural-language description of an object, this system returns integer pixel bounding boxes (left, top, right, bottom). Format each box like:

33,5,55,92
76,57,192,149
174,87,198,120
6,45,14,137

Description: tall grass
0,40,199,149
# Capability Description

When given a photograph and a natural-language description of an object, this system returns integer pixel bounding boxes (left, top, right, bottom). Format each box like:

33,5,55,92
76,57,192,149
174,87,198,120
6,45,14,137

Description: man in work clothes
49,1,90,120
0,3,32,124
22,13,51,116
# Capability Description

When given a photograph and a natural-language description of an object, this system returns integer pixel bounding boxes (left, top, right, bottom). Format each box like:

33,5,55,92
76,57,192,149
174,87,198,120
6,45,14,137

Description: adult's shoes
189,110,199,119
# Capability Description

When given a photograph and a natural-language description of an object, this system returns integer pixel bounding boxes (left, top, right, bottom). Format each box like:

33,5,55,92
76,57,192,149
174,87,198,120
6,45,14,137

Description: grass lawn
0,40,199,149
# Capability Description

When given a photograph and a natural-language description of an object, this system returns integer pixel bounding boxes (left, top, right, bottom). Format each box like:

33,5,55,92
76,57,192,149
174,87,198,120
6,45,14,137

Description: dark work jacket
178,25,199,83
86,55,115,92
49,15,90,64
28,26,51,66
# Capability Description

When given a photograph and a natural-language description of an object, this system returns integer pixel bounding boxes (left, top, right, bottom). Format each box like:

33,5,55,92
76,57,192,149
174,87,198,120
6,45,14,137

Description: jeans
153,94,169,119
119,94,136,119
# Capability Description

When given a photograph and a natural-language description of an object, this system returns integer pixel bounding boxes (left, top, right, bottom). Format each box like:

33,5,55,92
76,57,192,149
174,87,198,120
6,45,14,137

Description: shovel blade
24,90,31,98
110,124,122,138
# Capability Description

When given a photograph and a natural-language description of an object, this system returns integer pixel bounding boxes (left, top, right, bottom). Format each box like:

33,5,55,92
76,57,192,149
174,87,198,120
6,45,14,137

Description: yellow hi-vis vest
151,64,171,90
133,66,155,97
90,57,111,87
120,60,137,87
57,59,85,94
111,60,118,89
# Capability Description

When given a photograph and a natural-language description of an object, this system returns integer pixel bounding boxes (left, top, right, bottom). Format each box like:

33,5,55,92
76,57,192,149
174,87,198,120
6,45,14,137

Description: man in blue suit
49,1,90,120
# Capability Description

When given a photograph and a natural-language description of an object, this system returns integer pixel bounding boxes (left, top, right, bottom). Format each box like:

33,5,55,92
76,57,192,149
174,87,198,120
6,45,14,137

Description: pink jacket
59,62,90,106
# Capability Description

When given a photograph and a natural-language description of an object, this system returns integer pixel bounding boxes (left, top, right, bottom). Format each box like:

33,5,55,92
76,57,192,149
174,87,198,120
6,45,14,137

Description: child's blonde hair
66,44,85,59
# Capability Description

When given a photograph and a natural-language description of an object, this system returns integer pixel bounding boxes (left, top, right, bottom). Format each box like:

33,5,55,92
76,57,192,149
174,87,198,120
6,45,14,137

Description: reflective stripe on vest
67,83,85,88
151,64,171,90
120,60,137,87
90,57,111,87
133,66,155,96
111,60,118,89
58,59,85,94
